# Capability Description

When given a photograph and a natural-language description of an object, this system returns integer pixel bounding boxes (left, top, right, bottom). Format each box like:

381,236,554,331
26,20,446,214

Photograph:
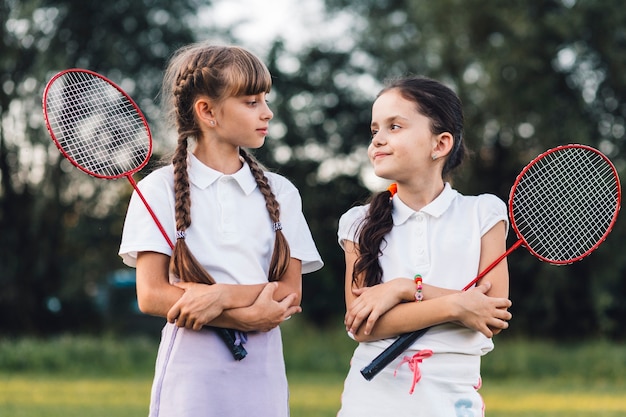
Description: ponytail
353,189,395,287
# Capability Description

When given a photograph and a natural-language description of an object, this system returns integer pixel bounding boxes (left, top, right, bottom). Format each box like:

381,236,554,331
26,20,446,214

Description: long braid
240,148,291,281
162,43,277,284
168,61,216,285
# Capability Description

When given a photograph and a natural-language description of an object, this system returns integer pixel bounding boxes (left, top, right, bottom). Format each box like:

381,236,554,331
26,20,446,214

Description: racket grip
360,327,430,380
212,327,248,361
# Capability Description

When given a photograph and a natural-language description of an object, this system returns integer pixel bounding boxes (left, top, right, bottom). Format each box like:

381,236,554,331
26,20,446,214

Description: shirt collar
391,182,457,225
187,152,258,195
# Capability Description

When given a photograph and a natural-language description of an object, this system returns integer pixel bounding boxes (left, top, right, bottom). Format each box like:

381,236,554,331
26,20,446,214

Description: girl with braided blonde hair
119,42,322,417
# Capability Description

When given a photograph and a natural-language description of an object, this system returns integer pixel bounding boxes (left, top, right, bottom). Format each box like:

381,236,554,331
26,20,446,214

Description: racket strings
45,71,150,178
512,147,619,262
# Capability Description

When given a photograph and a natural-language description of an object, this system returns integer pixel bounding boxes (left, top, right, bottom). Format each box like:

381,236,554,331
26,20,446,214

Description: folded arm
343,220,511,342
135,251,302,332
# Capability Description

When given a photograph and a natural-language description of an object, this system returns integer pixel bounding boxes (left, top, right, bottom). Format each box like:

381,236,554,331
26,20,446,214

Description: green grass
1,320,626,416
2,373,626,417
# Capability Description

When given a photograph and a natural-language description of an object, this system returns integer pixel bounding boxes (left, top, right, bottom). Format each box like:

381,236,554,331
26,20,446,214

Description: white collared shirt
338,183,508,355
119,153,323,284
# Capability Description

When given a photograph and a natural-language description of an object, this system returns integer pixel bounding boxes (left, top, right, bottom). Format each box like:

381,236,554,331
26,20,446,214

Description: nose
262,101,273,121
371,132,385,147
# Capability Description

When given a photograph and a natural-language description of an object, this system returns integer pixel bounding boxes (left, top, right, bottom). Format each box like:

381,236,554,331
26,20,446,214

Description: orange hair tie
387,183,398,197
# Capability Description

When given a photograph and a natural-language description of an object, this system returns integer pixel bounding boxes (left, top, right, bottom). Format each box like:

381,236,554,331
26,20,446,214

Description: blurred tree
3,0,626,341
0,0,206,334
281,0,626,338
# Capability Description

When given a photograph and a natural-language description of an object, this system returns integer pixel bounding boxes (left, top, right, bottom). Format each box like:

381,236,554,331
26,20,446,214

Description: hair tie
273,222,282,232
387,183,398,200
176,230,186,240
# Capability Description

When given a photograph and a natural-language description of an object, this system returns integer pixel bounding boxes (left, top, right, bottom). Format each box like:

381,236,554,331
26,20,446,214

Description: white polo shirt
338,183,507,355
119,153,323,284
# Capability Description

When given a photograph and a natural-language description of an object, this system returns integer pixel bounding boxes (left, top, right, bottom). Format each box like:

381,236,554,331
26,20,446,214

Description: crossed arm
135,251,302,332
344,221,512,342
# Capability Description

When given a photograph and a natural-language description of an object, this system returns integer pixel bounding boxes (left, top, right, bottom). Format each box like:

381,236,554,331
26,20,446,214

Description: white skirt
338,343,485,417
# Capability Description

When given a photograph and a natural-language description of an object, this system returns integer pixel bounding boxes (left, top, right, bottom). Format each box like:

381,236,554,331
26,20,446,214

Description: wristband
414,274,423,302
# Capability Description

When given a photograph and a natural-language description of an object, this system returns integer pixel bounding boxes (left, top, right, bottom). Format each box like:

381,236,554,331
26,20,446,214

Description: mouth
257,127,269,136
372,151,389,160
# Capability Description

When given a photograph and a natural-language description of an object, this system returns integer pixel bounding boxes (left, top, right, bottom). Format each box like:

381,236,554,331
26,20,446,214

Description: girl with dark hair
337,76,511,416
119,42,323,417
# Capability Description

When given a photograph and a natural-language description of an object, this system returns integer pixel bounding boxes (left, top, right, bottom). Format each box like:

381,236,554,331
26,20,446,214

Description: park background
2,0,626,415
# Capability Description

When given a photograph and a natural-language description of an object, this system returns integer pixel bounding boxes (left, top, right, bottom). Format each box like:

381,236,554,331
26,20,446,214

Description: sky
198,0,354,55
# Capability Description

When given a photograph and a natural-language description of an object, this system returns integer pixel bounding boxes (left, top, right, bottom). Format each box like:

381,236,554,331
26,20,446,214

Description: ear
432,132,454,159
194,97,216,127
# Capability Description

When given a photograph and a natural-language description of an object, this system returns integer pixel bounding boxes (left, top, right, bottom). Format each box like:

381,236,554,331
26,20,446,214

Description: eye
370,129,378,138
390,124,401,131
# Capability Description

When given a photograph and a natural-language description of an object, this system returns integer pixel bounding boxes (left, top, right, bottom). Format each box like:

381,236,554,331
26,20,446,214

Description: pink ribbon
394,349,433,394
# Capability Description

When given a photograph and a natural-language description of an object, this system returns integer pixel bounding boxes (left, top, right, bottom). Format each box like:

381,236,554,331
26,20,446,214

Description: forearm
351,297,457,342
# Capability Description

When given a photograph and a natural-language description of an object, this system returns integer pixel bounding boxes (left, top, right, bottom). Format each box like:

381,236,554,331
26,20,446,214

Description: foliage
0,0,203,334
291,0,626,337
1,0,626,340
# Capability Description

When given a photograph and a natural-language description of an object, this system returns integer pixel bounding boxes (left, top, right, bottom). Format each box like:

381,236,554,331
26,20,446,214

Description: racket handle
212,327,247,361
360,327,430,380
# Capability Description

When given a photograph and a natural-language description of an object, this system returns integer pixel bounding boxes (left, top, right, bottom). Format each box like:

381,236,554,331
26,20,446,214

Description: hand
345,278,414,336
451,282,512,338
242,282,301,332
167,282,225,331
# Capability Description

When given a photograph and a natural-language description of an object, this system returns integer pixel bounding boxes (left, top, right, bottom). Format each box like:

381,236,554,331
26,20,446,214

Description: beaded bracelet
414,274,423,302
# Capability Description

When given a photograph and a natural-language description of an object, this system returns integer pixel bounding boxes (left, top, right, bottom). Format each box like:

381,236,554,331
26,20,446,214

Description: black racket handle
360,327,430,380
211,327,247,361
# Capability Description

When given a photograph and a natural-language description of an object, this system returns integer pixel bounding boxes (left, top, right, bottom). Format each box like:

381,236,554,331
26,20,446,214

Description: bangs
224,51,272,97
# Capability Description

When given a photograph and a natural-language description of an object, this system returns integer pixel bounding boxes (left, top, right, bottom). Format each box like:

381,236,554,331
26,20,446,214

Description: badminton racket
361,144,621,380
42,68,247,360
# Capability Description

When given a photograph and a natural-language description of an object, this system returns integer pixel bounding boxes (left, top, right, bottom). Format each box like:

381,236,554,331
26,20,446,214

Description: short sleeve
478,194,509,238
337,205,369,250
118,167,176,267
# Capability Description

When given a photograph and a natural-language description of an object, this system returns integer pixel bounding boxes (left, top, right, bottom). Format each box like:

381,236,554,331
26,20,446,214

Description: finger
259,281,278,299
475,281,492,294
172,281,191,290
477,324,494,338
363,311,381,336
167,303,181,324
352,287,367,296
284,305,302,319
278,293,298,308
349,306,372,334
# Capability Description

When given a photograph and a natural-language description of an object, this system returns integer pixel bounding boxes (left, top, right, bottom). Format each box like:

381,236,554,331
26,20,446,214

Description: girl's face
368,89,437,182
211,92,273,149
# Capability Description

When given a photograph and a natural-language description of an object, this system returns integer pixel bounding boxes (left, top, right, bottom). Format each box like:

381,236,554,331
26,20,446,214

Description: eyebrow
371,114,409,127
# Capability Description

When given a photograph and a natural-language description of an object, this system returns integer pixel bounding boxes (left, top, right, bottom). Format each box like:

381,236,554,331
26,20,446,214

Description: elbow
136,287,163,317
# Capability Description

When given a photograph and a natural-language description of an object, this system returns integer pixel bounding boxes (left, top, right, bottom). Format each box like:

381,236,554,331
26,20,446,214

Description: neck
193,142,243,175
395,180,446,211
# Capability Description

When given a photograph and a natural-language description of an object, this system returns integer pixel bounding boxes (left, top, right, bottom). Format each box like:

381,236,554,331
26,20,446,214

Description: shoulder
337,204,369,247
339,204,369,227
137,164,174,188
454,191,506,213
476,193,507,215
265,171,299,195
454,191,508,236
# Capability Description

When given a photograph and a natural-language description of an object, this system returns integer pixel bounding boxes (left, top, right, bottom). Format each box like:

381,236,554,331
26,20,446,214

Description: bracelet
414,274,423,302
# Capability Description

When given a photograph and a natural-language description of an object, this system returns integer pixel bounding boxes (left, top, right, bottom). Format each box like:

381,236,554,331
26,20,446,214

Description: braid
240,148,291,281
162,43,275,284
167,58,216,285
353,190,394,287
